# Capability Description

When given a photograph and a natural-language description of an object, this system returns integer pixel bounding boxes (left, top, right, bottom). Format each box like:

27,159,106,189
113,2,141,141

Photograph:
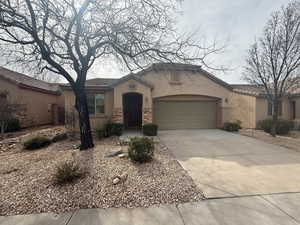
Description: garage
154,99,218,130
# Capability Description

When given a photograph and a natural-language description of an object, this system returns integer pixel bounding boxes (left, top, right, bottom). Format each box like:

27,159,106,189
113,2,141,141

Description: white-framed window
87,93,105,115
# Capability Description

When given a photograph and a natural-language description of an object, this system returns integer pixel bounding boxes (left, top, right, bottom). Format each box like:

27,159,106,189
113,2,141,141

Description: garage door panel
154,101,217,130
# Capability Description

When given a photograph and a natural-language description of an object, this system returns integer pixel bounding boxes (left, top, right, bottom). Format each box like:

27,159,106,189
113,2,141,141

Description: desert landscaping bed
0,126,203,216
239,129,300,152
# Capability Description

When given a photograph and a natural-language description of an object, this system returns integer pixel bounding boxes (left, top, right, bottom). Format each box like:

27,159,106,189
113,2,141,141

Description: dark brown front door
123,93,143,129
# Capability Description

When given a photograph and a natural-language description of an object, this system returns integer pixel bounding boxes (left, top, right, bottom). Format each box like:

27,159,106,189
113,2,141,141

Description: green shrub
143,123,158,136
128,137,154,163
95,128,105,139
4,118,20,133
23,136,52,150
105,123,124,137
223,121,241,132
53,160,84,184
52,133,68,143
258,118,294,135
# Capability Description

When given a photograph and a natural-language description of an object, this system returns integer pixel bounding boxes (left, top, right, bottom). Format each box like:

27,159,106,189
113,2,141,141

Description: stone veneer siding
112,108,123,123
143,108,152,124
112,107,153,125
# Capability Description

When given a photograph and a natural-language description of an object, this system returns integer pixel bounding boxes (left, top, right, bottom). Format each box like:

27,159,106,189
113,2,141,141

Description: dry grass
0,127,203,216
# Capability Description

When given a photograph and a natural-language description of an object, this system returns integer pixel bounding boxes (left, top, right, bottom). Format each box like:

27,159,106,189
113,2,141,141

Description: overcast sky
89,0,291,84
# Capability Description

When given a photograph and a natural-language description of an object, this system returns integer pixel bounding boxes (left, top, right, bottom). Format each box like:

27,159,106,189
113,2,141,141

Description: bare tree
0,0,224,149
244,1,300,136
33,72,61,83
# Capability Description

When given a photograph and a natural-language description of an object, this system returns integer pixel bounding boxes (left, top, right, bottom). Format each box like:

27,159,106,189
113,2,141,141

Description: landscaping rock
118,153,126,158
105,148,123,157
112,177,121,185
119,172,128,181
72,144,80,150
0,127,204,216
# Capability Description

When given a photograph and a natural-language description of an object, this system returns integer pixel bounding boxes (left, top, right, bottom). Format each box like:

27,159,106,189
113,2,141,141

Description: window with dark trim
292,101,296,120
0,91,7,102
268,101,273,116
87,93,105,115
267,101,282,116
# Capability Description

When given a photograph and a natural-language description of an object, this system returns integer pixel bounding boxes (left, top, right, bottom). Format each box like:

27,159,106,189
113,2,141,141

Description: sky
88,0,291,84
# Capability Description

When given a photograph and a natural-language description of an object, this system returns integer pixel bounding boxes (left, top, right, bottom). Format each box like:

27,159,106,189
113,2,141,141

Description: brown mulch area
0,127,203,216
239,129,300,152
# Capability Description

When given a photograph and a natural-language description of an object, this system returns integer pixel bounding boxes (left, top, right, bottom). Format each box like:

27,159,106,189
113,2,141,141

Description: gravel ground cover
239,129,300,152
0,127,203,216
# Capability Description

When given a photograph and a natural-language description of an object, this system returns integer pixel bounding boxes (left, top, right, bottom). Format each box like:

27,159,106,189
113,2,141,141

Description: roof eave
60,84,113,91
111,74,153,89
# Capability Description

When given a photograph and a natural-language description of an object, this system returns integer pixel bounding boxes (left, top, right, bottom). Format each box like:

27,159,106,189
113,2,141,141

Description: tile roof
231,84,266,96
85,78,119,86
0,67,60,93
62,63,233,91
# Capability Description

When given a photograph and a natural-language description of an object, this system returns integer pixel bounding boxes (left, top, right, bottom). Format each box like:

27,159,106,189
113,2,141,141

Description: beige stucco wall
256,98,268,123
63,89,113,130
0,78,20,103
256,97,292,124
155,95,219,101
19,88,63,127
113,79,152,124
142,71,230,101
113,80,152,108
226,92,257,128
0,77,64,128
295,98,300,119
288,96,300,127
62,71,300,130
142,70,233,126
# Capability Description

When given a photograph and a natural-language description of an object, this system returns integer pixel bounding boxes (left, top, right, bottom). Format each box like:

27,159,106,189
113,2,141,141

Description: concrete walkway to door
159,129,300,198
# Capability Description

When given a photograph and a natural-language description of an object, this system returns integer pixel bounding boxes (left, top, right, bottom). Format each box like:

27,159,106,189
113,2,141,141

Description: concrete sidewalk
1,193,300,225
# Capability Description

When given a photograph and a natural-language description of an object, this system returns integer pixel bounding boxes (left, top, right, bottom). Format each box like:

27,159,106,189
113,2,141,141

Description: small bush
143,123,158,136
128,137,154,163
4,118,20,133
258,118,294,135
53,160,84,184
95,128,105,139
105,123,124,137
223,121,241,132
23,136,52,150
52,133,68,143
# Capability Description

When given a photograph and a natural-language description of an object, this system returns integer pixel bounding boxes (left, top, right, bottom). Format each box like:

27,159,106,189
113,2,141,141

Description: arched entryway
123,93,143,129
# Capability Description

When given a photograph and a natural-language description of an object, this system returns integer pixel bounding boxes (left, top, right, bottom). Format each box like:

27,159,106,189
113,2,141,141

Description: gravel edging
0,128,203,216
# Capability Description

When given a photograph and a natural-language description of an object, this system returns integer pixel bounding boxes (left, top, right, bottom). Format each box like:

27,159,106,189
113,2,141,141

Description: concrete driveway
159,129,300,198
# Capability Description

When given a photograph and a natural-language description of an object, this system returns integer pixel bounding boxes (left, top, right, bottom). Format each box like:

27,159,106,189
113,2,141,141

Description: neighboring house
60,63,300,130
0,67,65,128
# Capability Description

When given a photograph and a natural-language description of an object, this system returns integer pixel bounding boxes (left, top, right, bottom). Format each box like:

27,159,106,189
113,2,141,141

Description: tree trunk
271,100,279,137
0,122,5,134
74,88,94,150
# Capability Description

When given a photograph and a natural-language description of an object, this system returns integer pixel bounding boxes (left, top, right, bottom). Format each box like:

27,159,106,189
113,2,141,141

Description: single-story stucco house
0,67,65,128
62,63,300,130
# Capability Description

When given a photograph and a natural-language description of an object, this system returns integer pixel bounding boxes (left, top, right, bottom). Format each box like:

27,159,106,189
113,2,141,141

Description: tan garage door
154,101,217,130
